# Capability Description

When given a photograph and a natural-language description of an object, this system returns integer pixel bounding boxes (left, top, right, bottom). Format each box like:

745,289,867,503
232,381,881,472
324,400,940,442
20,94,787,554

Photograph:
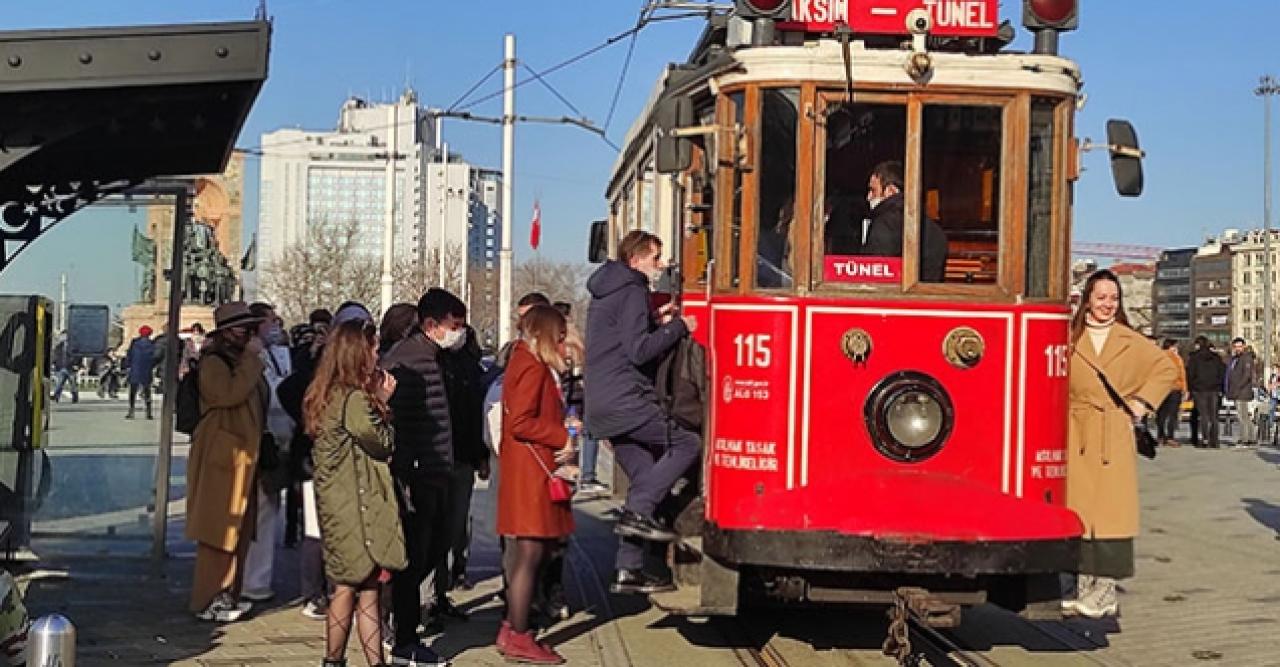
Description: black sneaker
390,642,449,666
610,569,675,595
433,597,469,621
614,510,677,542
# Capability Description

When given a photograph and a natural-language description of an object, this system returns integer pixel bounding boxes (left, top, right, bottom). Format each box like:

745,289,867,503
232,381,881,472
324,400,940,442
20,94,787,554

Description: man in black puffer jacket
380,288,467,665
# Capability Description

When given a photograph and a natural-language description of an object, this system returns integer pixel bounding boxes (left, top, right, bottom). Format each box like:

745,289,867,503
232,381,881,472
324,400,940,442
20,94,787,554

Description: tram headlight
864,372,954,463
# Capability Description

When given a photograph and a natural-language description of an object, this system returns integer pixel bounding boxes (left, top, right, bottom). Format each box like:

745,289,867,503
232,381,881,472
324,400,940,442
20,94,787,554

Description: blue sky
3,1,1279,312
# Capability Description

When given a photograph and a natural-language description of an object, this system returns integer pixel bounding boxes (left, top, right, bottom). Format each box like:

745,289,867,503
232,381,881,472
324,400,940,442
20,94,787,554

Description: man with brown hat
186,301,270,622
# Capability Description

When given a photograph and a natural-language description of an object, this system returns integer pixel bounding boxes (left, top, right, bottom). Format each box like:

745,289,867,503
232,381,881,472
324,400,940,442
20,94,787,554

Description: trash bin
26,614,73,667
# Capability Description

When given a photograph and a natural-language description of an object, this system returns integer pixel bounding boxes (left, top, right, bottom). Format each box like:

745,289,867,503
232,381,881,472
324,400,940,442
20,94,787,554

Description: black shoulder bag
1076,352,1157,460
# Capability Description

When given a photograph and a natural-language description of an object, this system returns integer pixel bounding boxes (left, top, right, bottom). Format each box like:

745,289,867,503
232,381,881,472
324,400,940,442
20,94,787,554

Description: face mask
867,195,884,210
264,324,285,346
447,329,467,351
436,328,464,351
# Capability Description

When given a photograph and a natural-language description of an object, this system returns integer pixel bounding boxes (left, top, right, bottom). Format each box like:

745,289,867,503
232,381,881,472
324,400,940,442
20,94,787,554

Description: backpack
655,337,708,432
175,352,232,435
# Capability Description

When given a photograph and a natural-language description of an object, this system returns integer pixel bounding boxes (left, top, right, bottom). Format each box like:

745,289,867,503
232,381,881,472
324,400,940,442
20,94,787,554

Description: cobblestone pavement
14,404,1280,665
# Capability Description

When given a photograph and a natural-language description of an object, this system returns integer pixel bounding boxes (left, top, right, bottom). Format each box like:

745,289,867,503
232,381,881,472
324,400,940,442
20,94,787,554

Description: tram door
0,295,52,557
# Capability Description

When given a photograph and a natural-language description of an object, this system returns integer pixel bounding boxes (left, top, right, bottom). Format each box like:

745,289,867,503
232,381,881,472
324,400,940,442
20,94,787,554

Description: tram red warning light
1024,0,1078,30
736,0,792,19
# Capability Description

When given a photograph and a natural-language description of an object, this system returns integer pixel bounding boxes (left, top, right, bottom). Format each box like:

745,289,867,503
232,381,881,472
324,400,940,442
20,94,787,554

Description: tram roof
607,39,1080,198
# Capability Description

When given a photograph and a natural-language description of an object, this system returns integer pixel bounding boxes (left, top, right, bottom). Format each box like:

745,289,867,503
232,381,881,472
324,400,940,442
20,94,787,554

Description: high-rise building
421,156,502,341
258,90,434,268
257,90,504,317
1228,228,1280,356
1191,238,1233,348
1152,248,1195,340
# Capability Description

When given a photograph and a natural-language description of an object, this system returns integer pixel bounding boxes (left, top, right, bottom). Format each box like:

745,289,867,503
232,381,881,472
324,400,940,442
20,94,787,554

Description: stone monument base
120,303,215,352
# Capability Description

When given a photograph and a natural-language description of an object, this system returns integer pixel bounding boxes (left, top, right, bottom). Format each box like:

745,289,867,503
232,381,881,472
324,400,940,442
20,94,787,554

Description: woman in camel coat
185,302,269,621
1065,270,1177,618
495,305,575,664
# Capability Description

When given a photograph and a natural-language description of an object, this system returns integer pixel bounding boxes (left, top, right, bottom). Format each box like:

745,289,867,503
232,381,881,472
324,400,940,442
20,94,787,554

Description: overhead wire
520,63,585,118
603,28,640,135
237,12,705,158
445,63,503,112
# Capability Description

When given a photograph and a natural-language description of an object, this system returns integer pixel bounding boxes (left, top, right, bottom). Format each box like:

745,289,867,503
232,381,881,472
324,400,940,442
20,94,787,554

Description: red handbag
524,442,573,504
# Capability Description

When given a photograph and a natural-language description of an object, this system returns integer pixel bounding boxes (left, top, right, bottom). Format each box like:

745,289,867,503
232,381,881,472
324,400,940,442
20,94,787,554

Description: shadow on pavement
1242,497,1280,535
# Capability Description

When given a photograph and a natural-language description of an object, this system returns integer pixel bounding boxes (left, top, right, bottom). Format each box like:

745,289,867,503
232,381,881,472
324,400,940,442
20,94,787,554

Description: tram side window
1026,98,1058,298
756,88,799,289
728,91,745,288
821,102,907,283
921,105,1004,285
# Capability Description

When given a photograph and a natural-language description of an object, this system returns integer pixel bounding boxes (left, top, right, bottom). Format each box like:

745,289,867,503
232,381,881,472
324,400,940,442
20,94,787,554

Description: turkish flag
530,200,541,250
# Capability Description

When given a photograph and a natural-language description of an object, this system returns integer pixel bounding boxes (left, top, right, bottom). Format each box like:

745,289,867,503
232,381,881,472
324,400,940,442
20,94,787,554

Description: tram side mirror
1107,119,1144,197
587,220,609,264
656,96,694,174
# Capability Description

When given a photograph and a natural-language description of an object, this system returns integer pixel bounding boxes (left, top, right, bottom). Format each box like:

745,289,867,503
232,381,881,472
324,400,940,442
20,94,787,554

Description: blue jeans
52,368,78,402
580,436,600,483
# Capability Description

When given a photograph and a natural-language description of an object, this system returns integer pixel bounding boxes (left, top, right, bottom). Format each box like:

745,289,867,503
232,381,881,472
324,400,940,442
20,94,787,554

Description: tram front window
921,104,1004,285
821,102,910,283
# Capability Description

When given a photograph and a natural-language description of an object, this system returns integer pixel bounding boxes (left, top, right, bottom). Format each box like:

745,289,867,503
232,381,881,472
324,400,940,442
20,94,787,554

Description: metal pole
1258,75,1279,385
58,273,67,333
440,143,449,287
499,33,516,346
380,103,400,315
152,185,190,562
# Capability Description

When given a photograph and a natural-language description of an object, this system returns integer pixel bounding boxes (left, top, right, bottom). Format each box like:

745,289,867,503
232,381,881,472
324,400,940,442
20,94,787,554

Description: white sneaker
195,592,252,622
300,596,327,620
1065,578,1118,619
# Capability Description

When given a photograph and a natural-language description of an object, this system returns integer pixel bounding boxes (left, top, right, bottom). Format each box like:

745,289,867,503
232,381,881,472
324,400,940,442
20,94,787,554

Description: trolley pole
1258,75,1279,386
499,33,516,346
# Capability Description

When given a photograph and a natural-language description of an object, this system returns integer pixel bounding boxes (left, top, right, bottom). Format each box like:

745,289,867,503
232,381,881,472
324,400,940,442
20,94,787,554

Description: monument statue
182,220,236,306
131,226,156,303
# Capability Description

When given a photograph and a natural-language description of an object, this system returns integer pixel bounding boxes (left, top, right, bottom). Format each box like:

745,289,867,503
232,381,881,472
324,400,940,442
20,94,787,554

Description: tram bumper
705,471,1083,576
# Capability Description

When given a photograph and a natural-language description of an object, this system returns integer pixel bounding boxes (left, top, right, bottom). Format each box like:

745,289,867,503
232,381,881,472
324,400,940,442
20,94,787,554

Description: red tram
589,0,1143,625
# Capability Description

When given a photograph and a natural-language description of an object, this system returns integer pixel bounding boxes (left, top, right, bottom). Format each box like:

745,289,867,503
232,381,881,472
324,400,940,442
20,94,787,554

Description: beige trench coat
185,349,268,552
1068,324,1177,540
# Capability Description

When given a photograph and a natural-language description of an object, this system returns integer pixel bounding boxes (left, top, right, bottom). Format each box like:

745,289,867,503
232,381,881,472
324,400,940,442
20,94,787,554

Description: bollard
26,614,74,667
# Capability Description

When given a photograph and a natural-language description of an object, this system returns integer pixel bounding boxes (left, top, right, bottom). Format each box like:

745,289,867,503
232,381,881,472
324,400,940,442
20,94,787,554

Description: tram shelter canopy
0,19,270,270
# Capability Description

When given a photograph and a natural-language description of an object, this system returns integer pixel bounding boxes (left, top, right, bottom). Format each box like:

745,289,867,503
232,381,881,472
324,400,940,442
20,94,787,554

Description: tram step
649,553,739,617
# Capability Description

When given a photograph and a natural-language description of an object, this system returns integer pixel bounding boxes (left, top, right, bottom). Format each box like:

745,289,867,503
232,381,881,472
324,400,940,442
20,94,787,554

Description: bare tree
394,243,465,304
513,255,594,326
258,219,381,323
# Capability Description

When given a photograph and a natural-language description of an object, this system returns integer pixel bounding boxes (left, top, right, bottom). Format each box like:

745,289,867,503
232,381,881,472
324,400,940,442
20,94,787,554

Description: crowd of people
177,230,699,667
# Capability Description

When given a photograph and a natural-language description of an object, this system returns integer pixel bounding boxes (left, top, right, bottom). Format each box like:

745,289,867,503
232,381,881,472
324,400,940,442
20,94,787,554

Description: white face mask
447,329,467,351
437,328,464,351
867,194,884,211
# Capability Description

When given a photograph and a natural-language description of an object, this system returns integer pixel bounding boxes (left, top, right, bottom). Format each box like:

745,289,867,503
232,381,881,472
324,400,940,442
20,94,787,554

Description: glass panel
728,91,745,288
922,105,1004,284
755,88,799,289
1026,98,1058,297
820,102,907,285
687,139,715,287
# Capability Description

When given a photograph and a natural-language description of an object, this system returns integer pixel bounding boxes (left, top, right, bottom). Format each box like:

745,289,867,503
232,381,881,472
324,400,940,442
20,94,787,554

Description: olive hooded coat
313,388,407,583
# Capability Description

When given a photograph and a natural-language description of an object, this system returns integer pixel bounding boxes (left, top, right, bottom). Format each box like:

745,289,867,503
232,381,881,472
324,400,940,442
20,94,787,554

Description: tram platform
11,401,1280,665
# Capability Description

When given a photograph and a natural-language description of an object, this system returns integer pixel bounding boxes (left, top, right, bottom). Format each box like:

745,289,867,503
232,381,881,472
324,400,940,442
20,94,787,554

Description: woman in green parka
304,318,407,667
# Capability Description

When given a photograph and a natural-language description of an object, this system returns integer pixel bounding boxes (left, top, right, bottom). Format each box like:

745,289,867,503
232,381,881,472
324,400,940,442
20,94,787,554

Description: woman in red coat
495,305,576,664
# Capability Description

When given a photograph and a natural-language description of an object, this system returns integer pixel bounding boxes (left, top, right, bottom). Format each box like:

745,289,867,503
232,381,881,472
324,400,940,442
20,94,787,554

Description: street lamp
1256,75,1279,386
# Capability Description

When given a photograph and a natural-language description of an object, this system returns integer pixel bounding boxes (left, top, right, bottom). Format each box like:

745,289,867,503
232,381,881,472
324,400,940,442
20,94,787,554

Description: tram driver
857,161,949,283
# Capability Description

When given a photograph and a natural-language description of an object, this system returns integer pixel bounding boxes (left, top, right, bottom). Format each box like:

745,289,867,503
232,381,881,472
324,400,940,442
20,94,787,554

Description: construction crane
1072,242,1163,261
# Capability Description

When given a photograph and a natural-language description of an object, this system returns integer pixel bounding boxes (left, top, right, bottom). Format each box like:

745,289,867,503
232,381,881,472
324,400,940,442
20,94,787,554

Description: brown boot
499,629,564,665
